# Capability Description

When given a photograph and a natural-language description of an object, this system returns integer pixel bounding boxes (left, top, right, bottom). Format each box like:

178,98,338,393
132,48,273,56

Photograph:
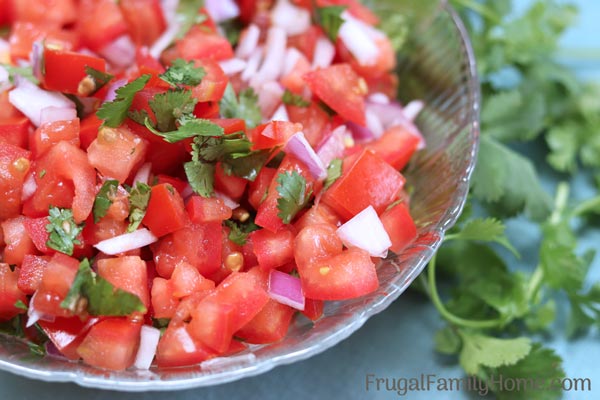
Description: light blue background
1,1,599,399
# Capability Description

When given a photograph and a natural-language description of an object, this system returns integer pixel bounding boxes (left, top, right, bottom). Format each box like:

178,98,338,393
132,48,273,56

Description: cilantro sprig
314,5,346,43
159,58,206,87
219,84,262,129
93,180,119,223
276,171,313,224
96,75,150,127
127,182,152,232
45,207,85,256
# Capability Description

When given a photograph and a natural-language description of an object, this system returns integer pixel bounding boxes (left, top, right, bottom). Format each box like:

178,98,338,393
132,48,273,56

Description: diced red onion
368,93,390,105
257,81,284,119
282,47,303,76
30,41,45,82
40,106,77,125
160,0,179,22
94,228,158,255
105,78,128,102
317,125,348,167
366,101,426,149
219,58,247,76
312,37,336,69
271,0,311,36
402,100,425,122
27,292,55,327
150,21,181,59
173,326,196,353
99,35,136,69
215,191,239,210
241,46,263,81
134,325,161,370
181,184,194,200
270,104,289,121
343,11,385,40
8,77,75,127
133,162,152,186
346,121,375,142
206,0,240,23
45,341,69,360
21,173,37,201
285,132,327,180
236,24,261,59
250,27,286,88
201,353,257,370
338,13,381,66
0,37,8,53
336,205,392,258
268,270,305,311
365,109,384,138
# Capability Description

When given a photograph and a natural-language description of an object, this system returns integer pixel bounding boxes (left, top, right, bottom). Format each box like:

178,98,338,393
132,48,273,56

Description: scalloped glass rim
0,0,480,391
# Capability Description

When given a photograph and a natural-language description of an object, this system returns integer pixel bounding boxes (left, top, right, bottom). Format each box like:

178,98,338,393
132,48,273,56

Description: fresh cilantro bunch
413,1,600,399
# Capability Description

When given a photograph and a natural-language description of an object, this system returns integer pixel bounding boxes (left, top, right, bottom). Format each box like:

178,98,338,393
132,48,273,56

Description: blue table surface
2,1,599,399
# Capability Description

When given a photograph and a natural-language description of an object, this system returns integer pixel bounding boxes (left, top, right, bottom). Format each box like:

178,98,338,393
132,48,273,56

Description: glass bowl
0,0,480,391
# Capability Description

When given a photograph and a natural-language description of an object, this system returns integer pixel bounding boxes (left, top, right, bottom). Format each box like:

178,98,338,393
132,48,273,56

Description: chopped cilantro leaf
276,171,312,224
219,84,262,129
314,6,346,43
323,159,342,190
61,259,147,316
159,59,206,87
127,182,152,232
0,63,38,84
93,180,119,223
45,207,84,256
458,331,532,375
185,160,216,198
84,66,114,95
96,74,150,128
146,115,224,143
14,300,28,311
176,0,208,39
282,90,310,107
224,219,260,246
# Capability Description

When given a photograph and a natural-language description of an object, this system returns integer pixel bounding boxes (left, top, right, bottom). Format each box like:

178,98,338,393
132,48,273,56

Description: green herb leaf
276,171,312,224
84,66,114,95
452,217,518,255
46,207,84,256
458,331,532,375
219,84,262,129
146,115,224,143
96,74,150,128
127,182,152,232
61,259,147,316
224,219,260,246
434,326,461,355
159,59,206,87
323,159,342,190
0,63,38,84
13,300,28,311
176,0,208,39
314,6,346,43
282,90,310,107
184,160,216,198
93,180,120,223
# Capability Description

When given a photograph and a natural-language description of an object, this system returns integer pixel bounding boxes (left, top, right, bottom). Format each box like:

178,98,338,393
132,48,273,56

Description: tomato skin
39,316,99,360
28,141,96,223
322,149,406,220
142,183,188,238
250,121,303,150
293,223,343,268
23,217,51,253
214,163,248,201
150,277,178,319
87,126,148,183
236,299,295,344
42,48,107,95
250,227,295,270
176,27,234,62
0,263,28,321
79,113,102,150
248,166,276,211
0,144,31,220
301,298,324,321
294,203,341,232
17,254,50,295
119,0,167,46
380,202,417,253
1,217,38,266
366,125,421,171
77,0,128,51
304,64,367,126
170,261,215,298
187,298,234,353
97,256,150,309
77,318,142,371
190,60,229,103
186,196,232,224
10,0,78,26
30,119,80,158
0,116,32,149
9,22,79,61
31,253,80,318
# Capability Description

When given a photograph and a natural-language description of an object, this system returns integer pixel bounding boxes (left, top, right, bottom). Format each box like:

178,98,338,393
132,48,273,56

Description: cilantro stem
525,266,544,304
427,252,504,329
550,182,570,225
571,195,600,218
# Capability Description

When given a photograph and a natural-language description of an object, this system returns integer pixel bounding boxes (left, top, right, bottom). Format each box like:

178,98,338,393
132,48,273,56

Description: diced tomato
42,48,107,95
187,298,234,352
190,60,229,103
287,26,321,62
97,256,149,309
150,277,178,319
17,254,50,294
209,118,246,134
77,318,142,370
119,0,166,46
337,37,396,80
186,196,232,223
380,202,417,253
0,144,31,220
1,217,38,266
366,125,421,171
304,63,367,126
39,316,99,360
248,166,276,210
250,227,295,270
0,116,31,149
236,299,295,344
9,22,79,61
170,261,215,298
31,253,80,318
155,175,189,195
156,324,217,368
214,162,248,200
294,203,341,232
301,298,324,321
25,141,96,223
238,0,274,26
23,217,50,253
152,221,222,278
322,149,405,220
293,223,343,268
142,183,188,237
251,121,303,150
255,155,315,232
10,0,78,26
77,0,128,51
30,119,80,158
280,53,312,94
286,102,331,147
0,263,28,320
79,113,102,150
175,27,234,62
87,125,148,183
